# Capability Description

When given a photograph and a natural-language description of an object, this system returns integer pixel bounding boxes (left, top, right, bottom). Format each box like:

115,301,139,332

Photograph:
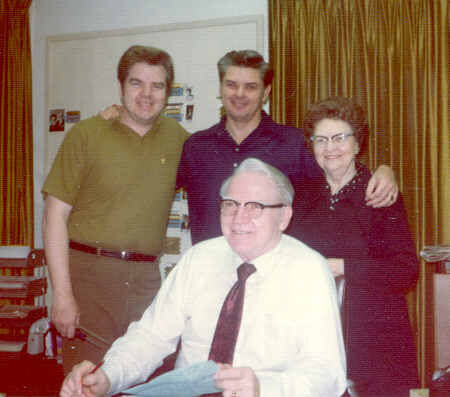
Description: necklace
326,166,363,211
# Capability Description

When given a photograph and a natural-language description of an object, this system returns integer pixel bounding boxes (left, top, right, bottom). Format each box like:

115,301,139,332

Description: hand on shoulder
99,104,122,120
365,164,399,207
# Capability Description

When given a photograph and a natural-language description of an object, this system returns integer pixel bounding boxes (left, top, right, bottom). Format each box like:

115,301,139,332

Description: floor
0,354,64,396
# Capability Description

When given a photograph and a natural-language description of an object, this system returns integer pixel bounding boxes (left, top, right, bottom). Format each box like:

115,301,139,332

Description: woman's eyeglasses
310,132,354,146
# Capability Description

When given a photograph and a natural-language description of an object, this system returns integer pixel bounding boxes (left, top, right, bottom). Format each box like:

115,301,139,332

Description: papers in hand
122,360,222,397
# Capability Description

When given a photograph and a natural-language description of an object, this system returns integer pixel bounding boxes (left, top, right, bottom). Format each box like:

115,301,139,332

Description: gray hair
217,50,274,87
220,158,294,206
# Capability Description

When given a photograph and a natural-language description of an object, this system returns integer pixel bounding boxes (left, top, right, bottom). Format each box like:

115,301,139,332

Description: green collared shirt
43,115,189,255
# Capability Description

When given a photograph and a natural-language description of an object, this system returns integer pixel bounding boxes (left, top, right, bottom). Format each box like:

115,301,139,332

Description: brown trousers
62,248,161,374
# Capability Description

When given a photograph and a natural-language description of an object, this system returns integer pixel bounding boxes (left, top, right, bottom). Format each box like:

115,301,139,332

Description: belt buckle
121,250,127,260
96,247,101,256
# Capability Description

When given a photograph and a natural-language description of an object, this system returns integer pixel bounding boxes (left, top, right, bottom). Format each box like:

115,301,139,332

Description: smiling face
312,118,360,177
119,62,168,135
220,172,292,262
220,66,271,125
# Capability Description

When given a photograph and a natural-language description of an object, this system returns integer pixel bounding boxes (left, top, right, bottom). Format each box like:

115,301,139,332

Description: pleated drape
0,0,34,246
269,0,448,386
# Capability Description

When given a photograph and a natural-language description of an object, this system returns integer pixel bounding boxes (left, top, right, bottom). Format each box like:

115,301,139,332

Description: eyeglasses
310,132,354,146
220,198,285,219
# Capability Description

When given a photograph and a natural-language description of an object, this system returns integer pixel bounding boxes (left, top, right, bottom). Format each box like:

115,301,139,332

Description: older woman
288,97,419,396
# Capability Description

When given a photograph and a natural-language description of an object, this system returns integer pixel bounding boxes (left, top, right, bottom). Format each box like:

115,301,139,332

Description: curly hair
303,97,369,154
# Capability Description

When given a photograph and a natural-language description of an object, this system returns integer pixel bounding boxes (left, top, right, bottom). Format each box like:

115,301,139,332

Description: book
122,360,221,397
0,276,47,298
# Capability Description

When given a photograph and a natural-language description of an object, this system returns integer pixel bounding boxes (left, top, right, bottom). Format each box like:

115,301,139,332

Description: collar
321,163,371,207
232,237,283,281
215,110,276,139
113,114,163,137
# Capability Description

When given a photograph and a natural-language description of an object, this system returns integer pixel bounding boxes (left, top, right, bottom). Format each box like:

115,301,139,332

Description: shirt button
235,147,239,152
233,162,238,168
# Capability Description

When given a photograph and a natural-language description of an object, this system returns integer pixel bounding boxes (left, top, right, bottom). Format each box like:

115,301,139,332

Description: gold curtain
269,0,448,386
0,0,34,246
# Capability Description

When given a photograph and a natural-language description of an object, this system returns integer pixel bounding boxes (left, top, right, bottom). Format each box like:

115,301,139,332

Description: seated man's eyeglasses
220,198,285,219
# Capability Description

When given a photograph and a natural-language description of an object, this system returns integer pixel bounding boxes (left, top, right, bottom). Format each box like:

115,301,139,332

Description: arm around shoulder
366,164,398,207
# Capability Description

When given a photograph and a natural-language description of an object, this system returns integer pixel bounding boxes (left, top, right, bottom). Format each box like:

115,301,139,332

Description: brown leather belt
69,240,157,262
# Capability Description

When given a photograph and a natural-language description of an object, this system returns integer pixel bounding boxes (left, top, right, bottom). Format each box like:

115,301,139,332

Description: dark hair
217,50,274,87
303,97,369,153
117,45,174,96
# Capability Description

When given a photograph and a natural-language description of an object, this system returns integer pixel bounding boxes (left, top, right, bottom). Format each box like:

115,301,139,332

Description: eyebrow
224,79,259,86
127,77,142,84
127,77,166,87
314,132,351,136
221,198,283,206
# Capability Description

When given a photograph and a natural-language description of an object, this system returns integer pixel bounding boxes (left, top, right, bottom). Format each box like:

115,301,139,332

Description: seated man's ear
279,206,293,232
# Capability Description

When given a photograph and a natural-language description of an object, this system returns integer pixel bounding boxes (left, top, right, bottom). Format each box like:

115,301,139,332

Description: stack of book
420,245,450,273
0,248,48,358
0,304,47,342
160,188,192,280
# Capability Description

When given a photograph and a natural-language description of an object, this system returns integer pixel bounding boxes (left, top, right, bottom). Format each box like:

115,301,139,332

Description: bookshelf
0,248,63,395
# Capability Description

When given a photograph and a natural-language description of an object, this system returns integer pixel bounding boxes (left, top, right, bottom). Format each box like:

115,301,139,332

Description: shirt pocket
241,311,301,369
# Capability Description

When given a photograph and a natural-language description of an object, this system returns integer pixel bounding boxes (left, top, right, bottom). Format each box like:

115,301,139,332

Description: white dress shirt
103,234,347,396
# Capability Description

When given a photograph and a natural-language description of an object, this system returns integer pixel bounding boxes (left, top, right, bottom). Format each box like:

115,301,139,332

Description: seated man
60,158,346,397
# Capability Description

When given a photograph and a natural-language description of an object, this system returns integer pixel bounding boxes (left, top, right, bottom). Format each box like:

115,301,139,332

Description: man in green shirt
42,45,189,374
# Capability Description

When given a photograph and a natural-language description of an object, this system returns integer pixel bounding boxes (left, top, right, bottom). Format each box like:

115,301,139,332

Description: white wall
30,0,268,248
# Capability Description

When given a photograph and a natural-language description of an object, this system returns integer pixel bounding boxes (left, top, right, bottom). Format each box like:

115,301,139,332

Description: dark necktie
208,262,257,365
